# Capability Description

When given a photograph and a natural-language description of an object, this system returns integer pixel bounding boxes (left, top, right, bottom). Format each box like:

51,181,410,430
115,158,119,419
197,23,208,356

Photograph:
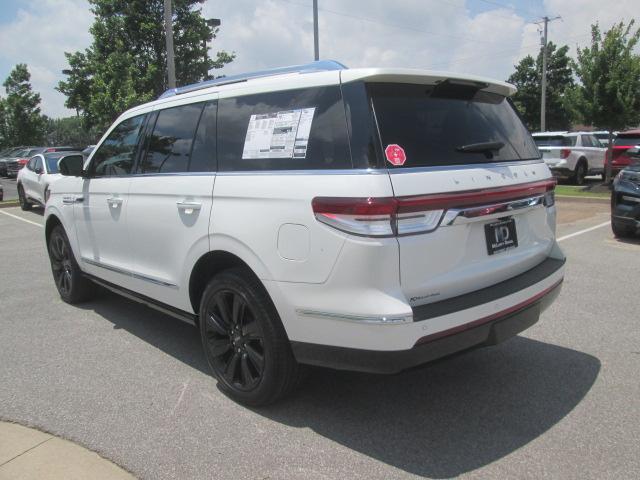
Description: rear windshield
369,83,539,168
533,136,576,147
614,135,640,146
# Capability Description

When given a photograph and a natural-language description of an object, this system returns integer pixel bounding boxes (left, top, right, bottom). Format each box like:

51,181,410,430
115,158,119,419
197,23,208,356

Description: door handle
63,196,83,205
107,197,123,208
176,201,202,214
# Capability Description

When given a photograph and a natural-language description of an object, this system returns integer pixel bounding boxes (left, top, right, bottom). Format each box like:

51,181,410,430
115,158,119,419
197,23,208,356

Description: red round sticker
385,144,406,166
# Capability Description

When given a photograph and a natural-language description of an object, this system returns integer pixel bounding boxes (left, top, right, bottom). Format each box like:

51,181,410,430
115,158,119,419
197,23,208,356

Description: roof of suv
532,131,574,137
128,62,516,118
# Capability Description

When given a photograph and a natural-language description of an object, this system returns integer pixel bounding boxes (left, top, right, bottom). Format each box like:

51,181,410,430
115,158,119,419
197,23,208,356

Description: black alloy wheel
49,231,73,297
199,268,302,405
203,289,265,392
47,225,94,303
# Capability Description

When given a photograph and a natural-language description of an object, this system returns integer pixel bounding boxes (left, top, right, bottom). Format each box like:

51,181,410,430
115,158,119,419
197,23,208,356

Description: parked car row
611,146,640,239
0,146,81,178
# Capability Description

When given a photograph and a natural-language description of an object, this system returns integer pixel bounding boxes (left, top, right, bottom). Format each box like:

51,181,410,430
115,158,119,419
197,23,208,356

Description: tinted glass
91,115,145,176
533,136,576,147
46,155,61,173
370,83,540,168
27,158,36,170
218,86,350,171
189,101,217,172
34,156,43,172
581,135,593,147
139,103,203,173
614,135,640,146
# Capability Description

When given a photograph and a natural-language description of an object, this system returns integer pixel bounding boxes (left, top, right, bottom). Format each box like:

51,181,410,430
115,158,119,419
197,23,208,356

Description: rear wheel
612,219,635,239
573,160,587,185
48,225,95,303
18,185,32,211
199,268,302,406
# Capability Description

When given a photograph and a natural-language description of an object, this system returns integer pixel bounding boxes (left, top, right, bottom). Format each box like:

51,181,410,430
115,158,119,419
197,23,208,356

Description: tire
573,160,587,185
199,267,302,406
612,219,635,239
47,225,95,303
18,185,32,211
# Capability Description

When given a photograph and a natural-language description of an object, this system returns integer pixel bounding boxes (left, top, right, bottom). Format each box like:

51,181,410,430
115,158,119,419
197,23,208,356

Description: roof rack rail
158,60,347,99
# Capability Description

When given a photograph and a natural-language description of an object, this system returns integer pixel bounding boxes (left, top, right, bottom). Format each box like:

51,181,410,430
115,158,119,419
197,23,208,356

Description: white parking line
557,221,610,242
0,210,44,228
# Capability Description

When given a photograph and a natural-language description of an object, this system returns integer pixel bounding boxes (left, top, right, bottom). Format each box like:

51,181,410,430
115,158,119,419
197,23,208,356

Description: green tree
2,64,45,146
58,0,234,131
573,20,640,181
43,116,102,146
508,42,576,131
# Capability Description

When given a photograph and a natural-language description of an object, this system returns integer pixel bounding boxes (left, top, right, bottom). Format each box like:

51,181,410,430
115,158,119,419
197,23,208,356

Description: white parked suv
17,151,84,210
533,131,606,184
45,61,565,405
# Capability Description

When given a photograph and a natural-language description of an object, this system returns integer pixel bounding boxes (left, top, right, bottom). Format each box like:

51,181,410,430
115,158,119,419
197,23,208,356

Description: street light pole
313,0,319,61
204,18,221,80
538,15,561,132
164,0,176,89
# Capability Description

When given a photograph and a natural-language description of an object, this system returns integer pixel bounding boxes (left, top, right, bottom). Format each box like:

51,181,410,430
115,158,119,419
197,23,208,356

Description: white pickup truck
533,132,606,184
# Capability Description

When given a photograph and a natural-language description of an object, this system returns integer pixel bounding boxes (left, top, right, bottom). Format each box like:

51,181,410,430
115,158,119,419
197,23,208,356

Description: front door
73,114,146,286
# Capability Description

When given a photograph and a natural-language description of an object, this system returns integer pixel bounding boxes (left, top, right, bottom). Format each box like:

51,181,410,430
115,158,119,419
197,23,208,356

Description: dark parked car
0,181,3,201
0,147,32,177
611,146,640,238
5,146,79,177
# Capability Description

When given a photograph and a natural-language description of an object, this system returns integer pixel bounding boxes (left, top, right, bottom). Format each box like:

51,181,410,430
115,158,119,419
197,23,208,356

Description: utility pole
539,15,561,132
164,0,176,89
313,0,319,61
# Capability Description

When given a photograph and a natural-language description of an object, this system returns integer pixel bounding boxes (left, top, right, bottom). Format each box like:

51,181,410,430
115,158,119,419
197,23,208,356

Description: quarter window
139,103,204,174
90,115,145,176
217,86,351,171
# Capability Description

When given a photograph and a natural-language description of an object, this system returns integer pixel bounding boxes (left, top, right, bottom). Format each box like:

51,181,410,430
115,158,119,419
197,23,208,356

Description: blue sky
0,0,634,118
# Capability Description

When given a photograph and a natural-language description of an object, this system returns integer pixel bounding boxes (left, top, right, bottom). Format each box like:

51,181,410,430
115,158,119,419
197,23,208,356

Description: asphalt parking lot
0,199,638,480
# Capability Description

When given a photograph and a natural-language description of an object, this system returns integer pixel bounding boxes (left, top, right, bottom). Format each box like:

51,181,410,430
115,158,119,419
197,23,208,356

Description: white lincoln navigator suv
45,61,565,405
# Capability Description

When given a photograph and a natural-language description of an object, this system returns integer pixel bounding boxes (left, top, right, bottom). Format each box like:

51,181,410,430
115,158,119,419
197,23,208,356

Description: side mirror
34,167,43,175
58,155,85,177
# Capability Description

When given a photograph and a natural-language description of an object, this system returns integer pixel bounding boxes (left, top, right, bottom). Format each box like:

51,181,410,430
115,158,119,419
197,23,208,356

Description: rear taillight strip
312,179,556,237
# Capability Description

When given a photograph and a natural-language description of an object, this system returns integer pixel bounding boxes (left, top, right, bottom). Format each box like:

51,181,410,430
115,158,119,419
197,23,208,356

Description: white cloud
0,0,93,118
0,0,637,117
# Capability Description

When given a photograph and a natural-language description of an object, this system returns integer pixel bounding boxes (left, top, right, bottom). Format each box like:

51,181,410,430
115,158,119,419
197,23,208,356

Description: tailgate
389,164,555,307
367,81,555,308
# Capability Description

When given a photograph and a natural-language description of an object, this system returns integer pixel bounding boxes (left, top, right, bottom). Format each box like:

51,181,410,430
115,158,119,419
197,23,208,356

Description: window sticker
242,108,316,159
385,144,407,166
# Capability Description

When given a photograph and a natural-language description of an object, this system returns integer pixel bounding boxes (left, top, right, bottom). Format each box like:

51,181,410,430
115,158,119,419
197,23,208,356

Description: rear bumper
549,167,573,178
292,279,562,374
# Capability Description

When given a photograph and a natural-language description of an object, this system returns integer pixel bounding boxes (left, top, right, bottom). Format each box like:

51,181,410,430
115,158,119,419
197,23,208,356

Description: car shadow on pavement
260,337,600,478
80,291,600,478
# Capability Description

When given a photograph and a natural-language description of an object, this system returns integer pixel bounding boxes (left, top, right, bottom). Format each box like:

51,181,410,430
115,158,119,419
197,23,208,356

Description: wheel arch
188,250,266,316
45,213,63,246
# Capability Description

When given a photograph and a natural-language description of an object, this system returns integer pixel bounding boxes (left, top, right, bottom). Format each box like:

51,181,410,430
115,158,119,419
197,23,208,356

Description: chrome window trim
81,257,178,289
386,159,544,174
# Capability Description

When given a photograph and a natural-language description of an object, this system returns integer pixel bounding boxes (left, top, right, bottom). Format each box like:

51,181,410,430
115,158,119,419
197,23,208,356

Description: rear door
125,100,217,312
368,82,556,307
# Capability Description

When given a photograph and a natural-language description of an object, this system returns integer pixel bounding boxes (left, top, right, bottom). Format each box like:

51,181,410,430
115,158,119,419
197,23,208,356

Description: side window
581,135,592,147
90,115,145,177
591,135,602,148
189,101,217,172
139,103,204,174
34,157,43,172
218,86,351,171
26,158,36,171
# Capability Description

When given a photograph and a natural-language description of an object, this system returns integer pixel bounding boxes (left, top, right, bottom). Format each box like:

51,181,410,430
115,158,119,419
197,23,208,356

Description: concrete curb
0,421,135,479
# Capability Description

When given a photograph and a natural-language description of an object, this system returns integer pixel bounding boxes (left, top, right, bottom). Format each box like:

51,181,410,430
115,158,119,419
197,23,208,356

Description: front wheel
612,219,635,239
48,225,95,303
18,185,32,211
199,268,302,406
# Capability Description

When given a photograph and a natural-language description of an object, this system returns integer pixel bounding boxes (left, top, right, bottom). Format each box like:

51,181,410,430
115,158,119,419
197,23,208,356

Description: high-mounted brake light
312,179,556,237
560,148,571,159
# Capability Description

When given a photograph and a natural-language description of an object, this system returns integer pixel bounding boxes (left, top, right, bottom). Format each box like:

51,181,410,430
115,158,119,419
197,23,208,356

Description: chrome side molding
81,257,178,289
296,308,412,324
441,195,545,226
